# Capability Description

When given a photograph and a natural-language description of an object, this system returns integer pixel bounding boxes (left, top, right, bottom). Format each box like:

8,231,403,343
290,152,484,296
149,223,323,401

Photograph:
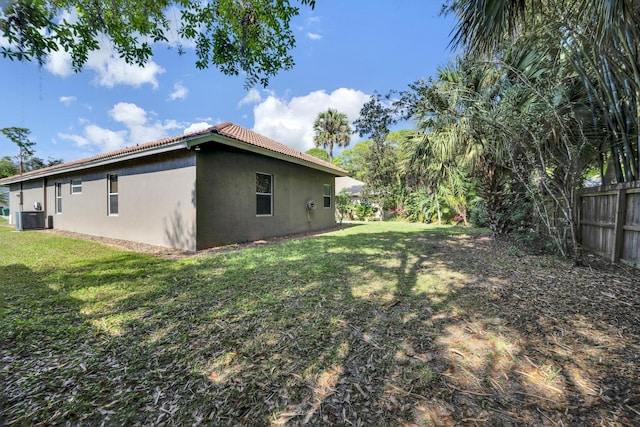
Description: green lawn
1,219,638,425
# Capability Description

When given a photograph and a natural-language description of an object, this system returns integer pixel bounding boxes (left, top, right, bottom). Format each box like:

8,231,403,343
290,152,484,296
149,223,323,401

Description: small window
256,173,272,216
108,174,118,216
55,182,62,214
323,184,332,208
71,179,82,194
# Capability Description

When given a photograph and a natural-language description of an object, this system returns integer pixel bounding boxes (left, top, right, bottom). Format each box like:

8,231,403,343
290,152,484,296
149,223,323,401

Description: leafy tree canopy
353,93,398,144
0,155,18,178
0,0,315,88
305,147,329,162
23,156,64,172
446,0,640,183
332,140,372,179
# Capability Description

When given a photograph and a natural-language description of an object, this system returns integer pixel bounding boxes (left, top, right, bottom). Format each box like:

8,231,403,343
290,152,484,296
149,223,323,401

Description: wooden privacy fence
578,180,640,269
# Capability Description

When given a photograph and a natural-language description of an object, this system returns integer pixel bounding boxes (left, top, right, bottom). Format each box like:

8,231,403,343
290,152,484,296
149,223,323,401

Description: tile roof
0,123,346,184
335,176,365,196
211,122,346,175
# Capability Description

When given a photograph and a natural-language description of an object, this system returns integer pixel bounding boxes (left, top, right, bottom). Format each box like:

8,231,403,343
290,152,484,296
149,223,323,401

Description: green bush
335,190,355,223
469,198,488,228
354,200,378,221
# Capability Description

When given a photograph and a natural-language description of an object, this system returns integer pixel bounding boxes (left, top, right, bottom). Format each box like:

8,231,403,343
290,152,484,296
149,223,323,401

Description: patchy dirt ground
426,236,640,426
3,225,640,425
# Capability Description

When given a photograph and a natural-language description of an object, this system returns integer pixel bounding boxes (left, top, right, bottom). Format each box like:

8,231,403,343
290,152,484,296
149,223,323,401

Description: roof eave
0,127,348,185
0,139,191,185
188,133,348,176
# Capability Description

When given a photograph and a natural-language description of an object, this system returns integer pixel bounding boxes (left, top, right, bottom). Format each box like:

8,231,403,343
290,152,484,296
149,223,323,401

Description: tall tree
404,42,596,256
313,108,352,162
1,127,35,174
354,93,398,145
447,0,640,183
353,96,406,209
0,0,315,88
401,66,490,228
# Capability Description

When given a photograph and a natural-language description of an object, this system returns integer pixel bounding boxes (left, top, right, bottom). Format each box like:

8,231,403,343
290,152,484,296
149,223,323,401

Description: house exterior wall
8,151,198,250
4,144,341,251
195,147,336,248
7,180,47,225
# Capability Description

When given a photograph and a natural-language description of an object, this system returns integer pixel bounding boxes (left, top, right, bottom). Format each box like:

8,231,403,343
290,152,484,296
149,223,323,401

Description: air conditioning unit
15,211,46,231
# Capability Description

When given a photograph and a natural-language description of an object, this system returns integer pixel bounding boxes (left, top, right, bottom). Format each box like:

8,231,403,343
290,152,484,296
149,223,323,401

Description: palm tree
448,0,640,182
402,62,516,233
313,108,352,162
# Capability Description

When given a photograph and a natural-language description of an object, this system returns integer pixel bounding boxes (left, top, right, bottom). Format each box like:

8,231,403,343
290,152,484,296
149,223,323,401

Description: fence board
579,181,640,269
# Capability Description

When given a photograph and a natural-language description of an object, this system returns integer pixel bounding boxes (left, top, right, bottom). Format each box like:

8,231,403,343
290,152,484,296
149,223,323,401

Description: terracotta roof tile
0,126,213,183
211,122,346,174
0,123,346,184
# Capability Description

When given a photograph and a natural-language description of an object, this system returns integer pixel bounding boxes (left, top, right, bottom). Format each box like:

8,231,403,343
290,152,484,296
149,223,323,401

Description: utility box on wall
15,211,46,231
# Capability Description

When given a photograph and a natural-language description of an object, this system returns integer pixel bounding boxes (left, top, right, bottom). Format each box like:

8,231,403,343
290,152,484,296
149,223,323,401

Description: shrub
354,200,378,221
335,190,355,224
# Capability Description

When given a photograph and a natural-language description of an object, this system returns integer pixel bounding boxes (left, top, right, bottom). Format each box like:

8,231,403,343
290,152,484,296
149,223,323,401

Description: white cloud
110,102,181,143
58,102,183,153
59,96,77,106
306,32,322,40
57,132,90,147
252,88,370,152
45,50,73,77
84,125,128,152
44,34,164,88
169,82,189,101
59,125,127,152
38,9,162,87
183,122,212,134
0,34,11,49
86,39,165,88
238,88,263,107
110,102,147,127
163,6,197,49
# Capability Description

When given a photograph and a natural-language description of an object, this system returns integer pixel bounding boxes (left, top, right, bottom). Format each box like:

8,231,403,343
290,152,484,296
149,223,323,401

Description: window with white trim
55,182,62,214
256,173,272,216
71,179,82,194
108,174,118,215
323,184,332,208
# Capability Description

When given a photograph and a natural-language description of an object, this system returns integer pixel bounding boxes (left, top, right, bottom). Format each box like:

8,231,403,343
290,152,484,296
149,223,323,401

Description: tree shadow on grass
1,224,639,425
0,264,91,425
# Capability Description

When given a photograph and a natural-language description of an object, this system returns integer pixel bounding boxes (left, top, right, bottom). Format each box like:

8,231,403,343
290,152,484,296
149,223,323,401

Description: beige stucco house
0,123,347,250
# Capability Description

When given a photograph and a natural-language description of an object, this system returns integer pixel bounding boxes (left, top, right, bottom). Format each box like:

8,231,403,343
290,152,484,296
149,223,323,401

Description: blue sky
1,1,457,164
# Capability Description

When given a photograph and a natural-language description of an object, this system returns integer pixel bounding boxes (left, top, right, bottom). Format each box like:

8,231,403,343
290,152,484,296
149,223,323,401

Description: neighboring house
0,186,8,215
334,176,383,220
0,123,347,250
335,176,365,199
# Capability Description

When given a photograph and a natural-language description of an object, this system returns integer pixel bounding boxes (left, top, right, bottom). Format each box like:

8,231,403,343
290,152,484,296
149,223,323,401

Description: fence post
575,189,582,246
612,187,627,263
